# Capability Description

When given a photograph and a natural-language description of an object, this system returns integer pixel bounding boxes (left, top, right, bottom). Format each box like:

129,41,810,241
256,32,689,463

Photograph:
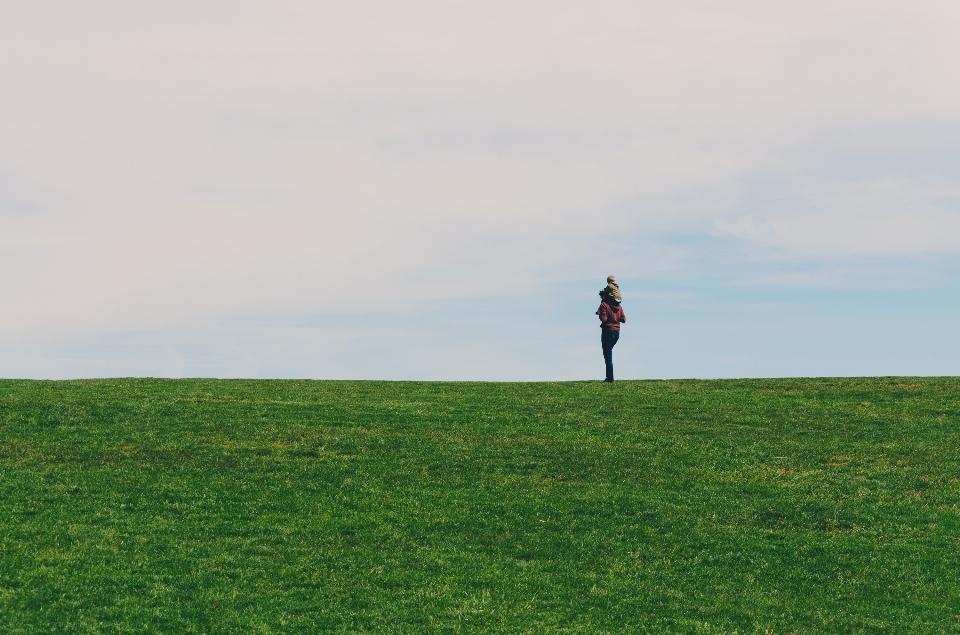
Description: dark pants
601,329,620,381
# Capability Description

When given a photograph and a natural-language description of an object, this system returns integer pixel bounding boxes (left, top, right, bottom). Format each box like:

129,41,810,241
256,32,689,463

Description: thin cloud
1,1,959,377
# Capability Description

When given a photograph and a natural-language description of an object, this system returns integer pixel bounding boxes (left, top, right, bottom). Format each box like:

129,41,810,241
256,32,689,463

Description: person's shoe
604,378,614,383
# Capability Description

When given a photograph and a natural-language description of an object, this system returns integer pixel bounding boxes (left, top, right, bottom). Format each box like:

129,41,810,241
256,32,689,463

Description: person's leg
608,330,619,381
601,329,617,381
601,330,610,380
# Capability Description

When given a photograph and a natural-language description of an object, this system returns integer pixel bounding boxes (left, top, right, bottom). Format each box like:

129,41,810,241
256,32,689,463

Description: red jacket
597,301,626,331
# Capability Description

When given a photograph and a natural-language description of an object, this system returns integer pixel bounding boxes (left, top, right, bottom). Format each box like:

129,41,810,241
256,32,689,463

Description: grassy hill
1,378,959,633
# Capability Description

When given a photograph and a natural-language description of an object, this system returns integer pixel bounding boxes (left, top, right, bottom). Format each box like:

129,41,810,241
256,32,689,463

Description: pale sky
2,1,959,379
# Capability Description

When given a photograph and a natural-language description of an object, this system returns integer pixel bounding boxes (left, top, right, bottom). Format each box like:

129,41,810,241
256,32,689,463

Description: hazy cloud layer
2,1,958,378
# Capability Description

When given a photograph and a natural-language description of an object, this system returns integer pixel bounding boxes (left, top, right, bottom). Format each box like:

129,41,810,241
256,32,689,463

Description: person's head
607,275,616,284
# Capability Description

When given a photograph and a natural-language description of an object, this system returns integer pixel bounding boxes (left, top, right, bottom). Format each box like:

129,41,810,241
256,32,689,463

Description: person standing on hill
597,275,626,382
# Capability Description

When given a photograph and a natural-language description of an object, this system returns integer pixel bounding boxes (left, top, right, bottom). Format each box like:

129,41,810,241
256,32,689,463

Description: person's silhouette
596,275,626,382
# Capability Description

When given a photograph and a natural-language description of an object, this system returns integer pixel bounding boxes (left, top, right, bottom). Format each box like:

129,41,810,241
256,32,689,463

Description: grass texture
1,377,959,633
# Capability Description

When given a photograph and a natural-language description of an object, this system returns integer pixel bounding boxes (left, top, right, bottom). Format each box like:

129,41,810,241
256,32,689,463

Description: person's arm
619,306,626,323
598,303,609,323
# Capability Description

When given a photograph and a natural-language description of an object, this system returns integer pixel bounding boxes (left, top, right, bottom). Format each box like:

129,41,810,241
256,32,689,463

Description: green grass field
1,378,959,633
